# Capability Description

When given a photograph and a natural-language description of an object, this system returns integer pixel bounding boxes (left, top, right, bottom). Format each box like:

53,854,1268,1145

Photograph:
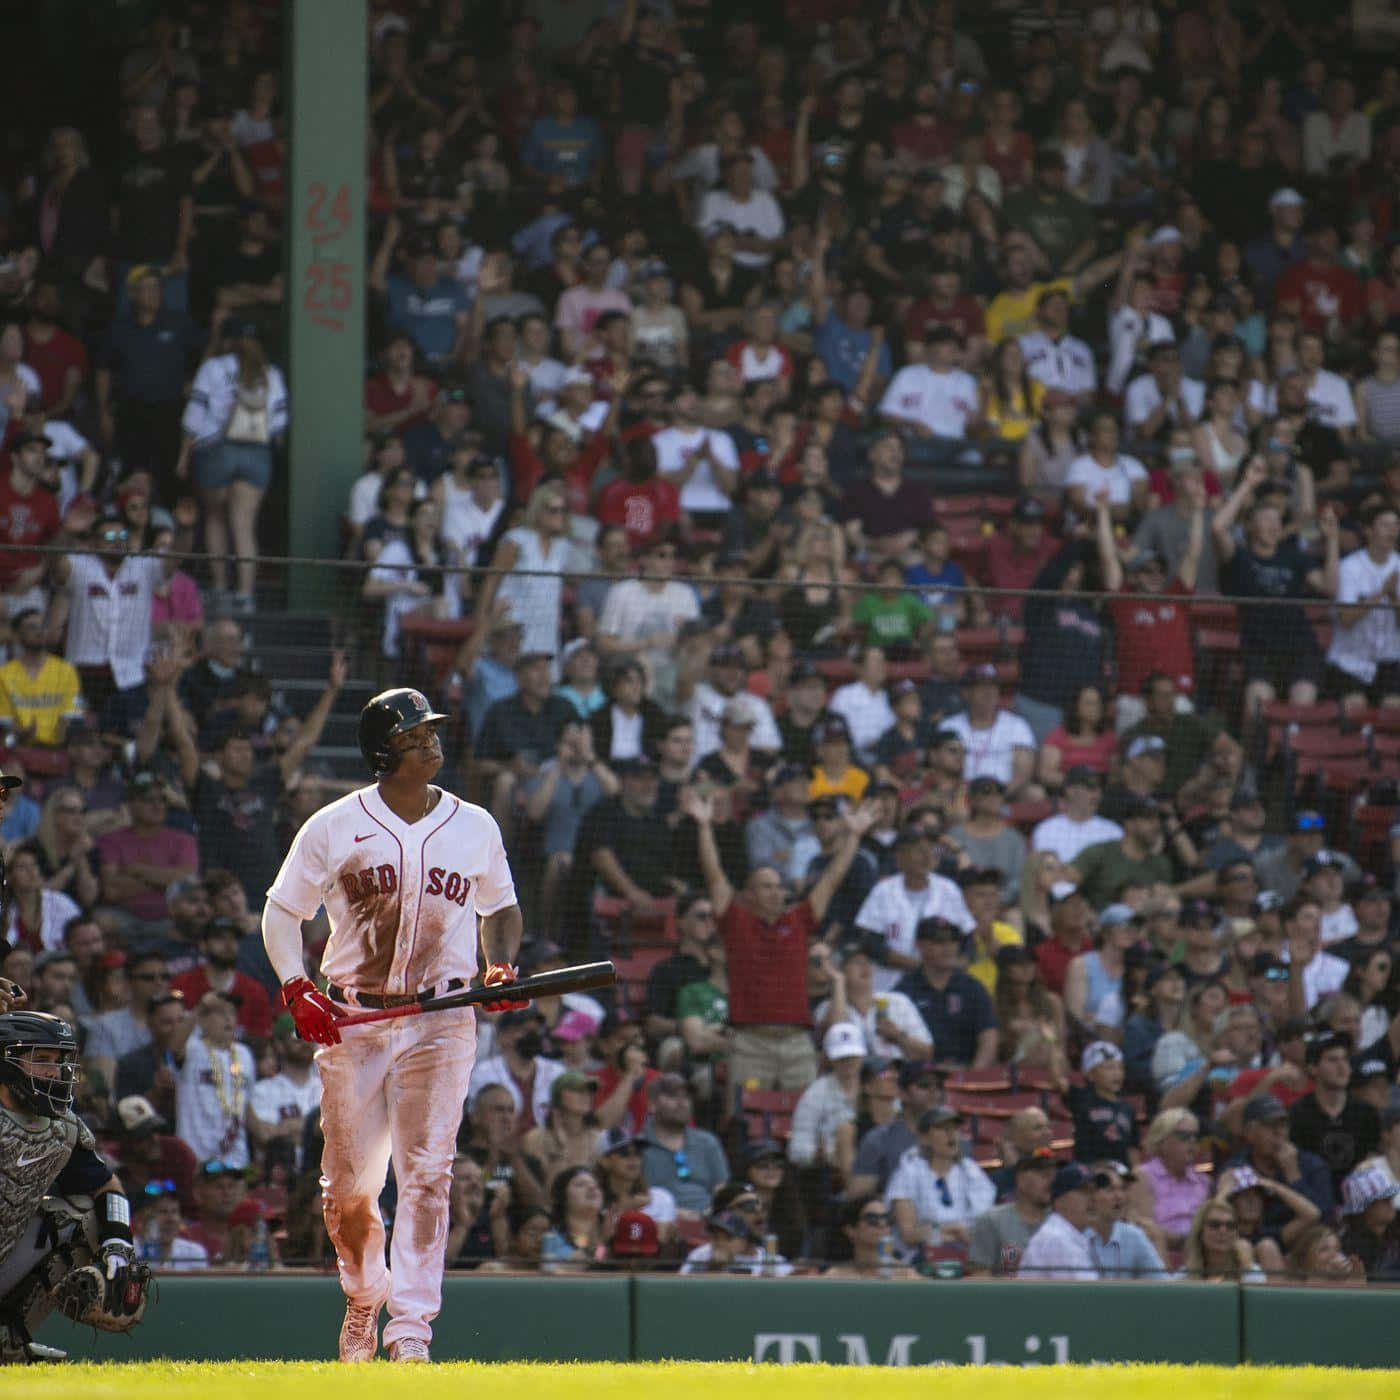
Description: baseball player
0,1011,152,1363
261,688,526,1363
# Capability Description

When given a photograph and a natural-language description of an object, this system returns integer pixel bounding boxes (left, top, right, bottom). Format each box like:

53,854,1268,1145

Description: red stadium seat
948,1090,1041,1118
738,1087,803,1144
943,1066,1014,1092
399,615,474,687
1007,797,1054,833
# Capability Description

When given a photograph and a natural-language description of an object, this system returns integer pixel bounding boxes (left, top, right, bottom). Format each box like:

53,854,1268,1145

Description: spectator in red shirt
684,786,876,1091
171,915,275,1040
903,261,987,371
1094,486,1202,708
23,279,87,419
183,1159,246,1264
1036,883,1094,997
1275,228,1365,337
0,430,61,600
595,434,682,550
592,1008,659,1136
363,330,440,434
507,361,624,512
95,771,199,926
106,1092,199,1216
891,78,958,168
984,496,1059,619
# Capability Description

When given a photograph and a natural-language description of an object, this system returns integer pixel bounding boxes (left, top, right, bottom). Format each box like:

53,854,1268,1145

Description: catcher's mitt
53,1259,153,1334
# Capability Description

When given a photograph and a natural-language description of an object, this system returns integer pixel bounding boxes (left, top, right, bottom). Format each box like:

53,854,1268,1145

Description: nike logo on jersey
353,834,375,843
15,1148,51,1167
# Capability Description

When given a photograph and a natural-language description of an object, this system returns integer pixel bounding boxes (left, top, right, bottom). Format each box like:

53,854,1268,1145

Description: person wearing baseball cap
1019,1162,1099,1279
967,1146,1058,1276
788,1021,867,1171
1068,793,1173,912
1029,765,1121,866
885,1104,996,1254
1069,1041,1139,1167
895,915,994,1069
1084,1159,1166,1279
1338,1163,1400,1280
1224,1093,1332,1234
846,1061,951,1198
939,663,1037,799
983,495,1057,622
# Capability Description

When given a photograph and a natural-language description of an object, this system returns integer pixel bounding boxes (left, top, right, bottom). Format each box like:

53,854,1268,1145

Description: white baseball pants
315,1006,476,1349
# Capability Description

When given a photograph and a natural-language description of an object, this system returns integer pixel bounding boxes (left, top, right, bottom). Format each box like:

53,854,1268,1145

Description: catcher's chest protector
0,1107,86,1266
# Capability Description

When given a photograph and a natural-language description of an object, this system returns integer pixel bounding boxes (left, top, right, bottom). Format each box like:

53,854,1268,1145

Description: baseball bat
333,960,616,1027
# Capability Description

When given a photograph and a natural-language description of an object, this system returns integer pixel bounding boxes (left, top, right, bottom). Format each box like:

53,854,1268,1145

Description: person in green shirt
1002,149,1099,276
1068,796,1175,909
852,559,934,654
676,935,731,1123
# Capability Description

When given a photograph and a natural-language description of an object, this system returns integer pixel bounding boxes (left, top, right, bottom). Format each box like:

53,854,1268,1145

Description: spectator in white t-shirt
1107,270,1173,395
1065,411,1148,522
1324,503,1400,711
652,385,740,519
696,153,785,270
829,645,898,764
175,992,256,1168
877,325,980,445
941,664,1038,798
1245,331,1363,437
854,827,976,993
1032,766,1125,864
248,1022,322,1170
1123,340,1205,446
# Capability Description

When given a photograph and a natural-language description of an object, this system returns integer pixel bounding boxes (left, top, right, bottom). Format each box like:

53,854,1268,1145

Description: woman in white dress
477,481,571,660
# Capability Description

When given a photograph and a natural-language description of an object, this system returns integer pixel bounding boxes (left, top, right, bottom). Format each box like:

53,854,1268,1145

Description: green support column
285,0,367,609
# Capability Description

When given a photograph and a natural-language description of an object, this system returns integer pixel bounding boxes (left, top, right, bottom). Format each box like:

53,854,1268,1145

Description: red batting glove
481,963,529,1013
280,977,345,1046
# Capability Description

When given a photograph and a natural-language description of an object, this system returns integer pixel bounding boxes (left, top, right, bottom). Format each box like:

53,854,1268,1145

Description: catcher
0,1010,152,1363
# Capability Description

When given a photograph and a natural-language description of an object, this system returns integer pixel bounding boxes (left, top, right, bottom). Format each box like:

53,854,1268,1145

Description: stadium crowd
4,0,1400,1282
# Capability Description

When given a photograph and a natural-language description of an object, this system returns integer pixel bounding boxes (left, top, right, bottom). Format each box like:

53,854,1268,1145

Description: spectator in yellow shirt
961,865,1026,992
807,715,870,803
0,608,84,746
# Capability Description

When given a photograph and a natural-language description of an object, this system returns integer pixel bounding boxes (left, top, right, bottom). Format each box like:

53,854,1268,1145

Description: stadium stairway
244,611,376,780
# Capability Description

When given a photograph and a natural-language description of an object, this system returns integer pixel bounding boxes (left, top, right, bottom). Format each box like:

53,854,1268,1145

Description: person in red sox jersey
261,688,525,1364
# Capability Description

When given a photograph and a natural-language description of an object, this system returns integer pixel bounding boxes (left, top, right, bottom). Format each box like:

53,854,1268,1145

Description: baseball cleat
338,1301,380,1362
388,1337,431,1363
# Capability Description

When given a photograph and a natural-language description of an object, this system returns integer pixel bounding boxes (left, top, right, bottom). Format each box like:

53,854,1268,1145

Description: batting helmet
359,688,449,778
0,1011,79,1117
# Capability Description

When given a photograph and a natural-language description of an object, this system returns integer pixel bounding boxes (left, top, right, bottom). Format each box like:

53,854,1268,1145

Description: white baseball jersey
265,784,517,997
854,872,976,993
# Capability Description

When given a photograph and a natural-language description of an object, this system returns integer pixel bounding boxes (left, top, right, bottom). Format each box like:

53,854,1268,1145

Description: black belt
326,978,466,1010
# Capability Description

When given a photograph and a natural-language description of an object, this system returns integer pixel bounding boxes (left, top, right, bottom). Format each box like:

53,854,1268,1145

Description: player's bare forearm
480,904,524,968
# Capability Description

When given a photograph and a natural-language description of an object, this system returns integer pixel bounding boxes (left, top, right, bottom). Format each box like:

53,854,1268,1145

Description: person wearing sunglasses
1255,810,1356,904
135,1182,208,1272
48,508,165,723
595,1126,675,1250
638,1073,729,1213
886,1105,995,1256
1180,1196,1266,1282
823,1194,919,1279
1084,1159,1167,1279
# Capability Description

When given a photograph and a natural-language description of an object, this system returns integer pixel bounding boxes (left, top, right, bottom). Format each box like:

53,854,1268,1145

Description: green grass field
2,1362,1396,1399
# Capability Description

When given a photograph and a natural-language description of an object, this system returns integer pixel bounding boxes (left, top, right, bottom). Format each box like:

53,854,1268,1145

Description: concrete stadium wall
48,1276,1400,1367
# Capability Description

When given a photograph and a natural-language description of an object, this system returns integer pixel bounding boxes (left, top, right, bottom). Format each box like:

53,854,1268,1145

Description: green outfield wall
45,1276,1400,1367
